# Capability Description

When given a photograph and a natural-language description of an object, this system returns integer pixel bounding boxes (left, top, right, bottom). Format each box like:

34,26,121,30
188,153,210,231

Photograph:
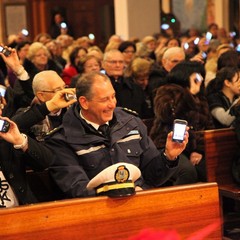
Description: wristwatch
13,133,28,149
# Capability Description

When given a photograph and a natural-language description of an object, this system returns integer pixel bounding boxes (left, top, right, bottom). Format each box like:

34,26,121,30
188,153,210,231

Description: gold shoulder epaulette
122,108,139,116
45,127,60,136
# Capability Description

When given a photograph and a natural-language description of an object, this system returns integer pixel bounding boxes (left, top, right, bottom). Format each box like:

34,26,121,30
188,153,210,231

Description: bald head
162,47,185,60
32,70,65,95
162,47,185,72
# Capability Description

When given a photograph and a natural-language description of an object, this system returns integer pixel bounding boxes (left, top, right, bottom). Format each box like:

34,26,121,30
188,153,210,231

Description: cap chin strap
96,182,134,194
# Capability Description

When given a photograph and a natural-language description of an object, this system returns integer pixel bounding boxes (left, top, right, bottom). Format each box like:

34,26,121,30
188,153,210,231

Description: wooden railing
0,183,221,240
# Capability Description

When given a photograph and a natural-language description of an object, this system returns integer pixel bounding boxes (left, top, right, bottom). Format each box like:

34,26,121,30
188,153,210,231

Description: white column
214,0,229,30
114,0,160,40
161,0,171,13
0,0,3,43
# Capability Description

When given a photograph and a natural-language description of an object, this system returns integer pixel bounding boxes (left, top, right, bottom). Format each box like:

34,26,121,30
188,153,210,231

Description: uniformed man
45,72,189,198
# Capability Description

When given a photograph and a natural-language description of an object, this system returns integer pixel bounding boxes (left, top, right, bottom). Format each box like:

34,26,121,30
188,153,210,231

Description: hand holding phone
172,119,188,143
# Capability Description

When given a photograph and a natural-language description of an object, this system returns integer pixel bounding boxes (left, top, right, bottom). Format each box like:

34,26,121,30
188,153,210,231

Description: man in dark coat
102,49,147,118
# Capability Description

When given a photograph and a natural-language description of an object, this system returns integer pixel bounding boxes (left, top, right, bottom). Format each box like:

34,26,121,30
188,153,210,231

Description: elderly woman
70,55,101,87
13,42,62,109
125,57,154,119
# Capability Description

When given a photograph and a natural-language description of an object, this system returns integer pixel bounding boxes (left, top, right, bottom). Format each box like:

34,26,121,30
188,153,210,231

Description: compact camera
172,119,188,143
0,119,10,133
64,93,76,101
0,46,11,57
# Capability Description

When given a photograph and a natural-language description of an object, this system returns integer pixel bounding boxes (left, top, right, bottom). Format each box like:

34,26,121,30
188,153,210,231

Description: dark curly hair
69,46,88,67
150,84,196,148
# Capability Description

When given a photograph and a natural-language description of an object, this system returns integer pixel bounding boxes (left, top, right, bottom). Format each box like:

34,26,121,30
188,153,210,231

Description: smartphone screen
206,32,212,41
172,119,188,143
0,85,6,97
201,52,207,59
0,119,10,133
60,22,67,29
0,46,11,56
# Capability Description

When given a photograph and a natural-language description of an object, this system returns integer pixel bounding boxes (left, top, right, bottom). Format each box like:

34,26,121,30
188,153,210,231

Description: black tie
98,124,109,137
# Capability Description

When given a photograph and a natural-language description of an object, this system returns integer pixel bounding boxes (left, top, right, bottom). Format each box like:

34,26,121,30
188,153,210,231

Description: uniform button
111,149,115,152
9,173,14,179
19,187,25,193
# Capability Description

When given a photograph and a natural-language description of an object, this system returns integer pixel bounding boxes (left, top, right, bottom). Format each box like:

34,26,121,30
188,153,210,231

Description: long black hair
166,60,206,95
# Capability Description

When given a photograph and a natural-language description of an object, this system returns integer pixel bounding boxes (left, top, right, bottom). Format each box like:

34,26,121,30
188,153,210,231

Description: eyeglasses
40,85,66,93
123,50,135,54
169,59,182,64
105,60,124,65
35,53,48,58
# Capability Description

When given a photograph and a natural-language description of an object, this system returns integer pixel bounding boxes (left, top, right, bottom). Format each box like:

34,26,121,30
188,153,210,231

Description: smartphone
64,93,76,101
21,28,29,36
194,37,200,45
236,44,240,52
183,42,189,50
88,33,95,40
230,31,236,38
100,69,106,74
0,46,11,57
172,119,188,143
0,119,10,133
201,51,207,59
194,73,203,83
0,85,6,97
206,32,212,41
60,22,67,29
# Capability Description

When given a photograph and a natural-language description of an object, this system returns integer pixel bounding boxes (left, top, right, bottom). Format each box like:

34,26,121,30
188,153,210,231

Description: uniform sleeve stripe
76,144,106,155
117,134,141,143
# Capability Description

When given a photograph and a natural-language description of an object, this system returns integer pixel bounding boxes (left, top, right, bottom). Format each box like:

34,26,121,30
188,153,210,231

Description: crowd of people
0,20,240,207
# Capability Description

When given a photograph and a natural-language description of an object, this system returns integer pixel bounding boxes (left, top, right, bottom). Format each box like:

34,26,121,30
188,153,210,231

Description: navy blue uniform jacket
46,104,179,198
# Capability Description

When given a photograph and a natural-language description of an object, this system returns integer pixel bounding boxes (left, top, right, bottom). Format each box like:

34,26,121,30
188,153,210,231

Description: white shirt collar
80,110,108,130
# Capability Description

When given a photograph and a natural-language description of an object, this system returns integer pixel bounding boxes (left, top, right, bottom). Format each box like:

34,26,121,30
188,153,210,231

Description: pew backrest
204,128,240,199
204,128,238,185
0,183,221,240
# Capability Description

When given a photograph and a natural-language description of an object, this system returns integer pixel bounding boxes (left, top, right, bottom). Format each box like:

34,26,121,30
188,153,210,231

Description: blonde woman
13,42,62,109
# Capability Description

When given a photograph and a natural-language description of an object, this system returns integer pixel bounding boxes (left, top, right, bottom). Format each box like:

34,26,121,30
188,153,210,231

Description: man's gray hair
162,47,185,60
76,72,110,100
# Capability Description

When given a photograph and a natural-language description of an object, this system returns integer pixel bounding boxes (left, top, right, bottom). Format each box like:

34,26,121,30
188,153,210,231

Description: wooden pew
204,128,240,199
204,128,240,237
0,183,221,240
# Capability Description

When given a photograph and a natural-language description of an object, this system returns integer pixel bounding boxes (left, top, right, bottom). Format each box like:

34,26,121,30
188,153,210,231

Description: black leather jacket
0,137,54,205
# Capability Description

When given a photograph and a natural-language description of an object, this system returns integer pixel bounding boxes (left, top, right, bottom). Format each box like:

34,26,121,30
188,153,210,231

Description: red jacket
62,64,78,86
